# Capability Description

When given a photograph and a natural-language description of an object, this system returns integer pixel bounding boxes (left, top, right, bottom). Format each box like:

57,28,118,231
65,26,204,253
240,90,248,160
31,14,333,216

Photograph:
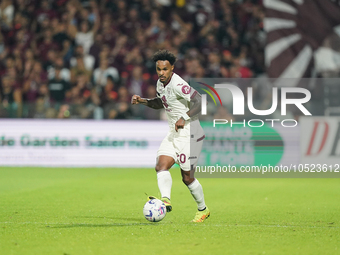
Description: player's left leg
181,169,210,222
177,123,209,222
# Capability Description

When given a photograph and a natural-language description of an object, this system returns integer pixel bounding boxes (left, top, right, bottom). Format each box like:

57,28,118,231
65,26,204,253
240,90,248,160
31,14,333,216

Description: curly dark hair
152,49,177,65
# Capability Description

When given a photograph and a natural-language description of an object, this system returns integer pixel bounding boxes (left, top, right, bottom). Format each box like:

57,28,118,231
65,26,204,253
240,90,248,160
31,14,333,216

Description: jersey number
179,154,186,163
161,96,169,108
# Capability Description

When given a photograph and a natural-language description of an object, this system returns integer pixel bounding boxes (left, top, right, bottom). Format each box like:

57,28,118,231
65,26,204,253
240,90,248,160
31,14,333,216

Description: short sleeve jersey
156,73,198,131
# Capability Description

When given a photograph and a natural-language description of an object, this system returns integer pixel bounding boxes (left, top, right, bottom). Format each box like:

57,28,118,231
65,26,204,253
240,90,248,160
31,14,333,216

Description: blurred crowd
0,0,264,119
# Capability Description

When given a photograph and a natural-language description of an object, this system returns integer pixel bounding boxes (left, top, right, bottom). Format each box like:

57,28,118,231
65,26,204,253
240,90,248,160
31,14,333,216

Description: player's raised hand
131,95,141,105
175,117,185,132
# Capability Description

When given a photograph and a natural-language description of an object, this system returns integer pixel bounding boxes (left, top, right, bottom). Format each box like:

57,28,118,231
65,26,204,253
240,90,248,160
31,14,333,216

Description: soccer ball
143,199,167,222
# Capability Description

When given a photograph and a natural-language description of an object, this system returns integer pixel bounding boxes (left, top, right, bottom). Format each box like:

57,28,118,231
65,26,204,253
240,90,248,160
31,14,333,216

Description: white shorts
157,121,205,171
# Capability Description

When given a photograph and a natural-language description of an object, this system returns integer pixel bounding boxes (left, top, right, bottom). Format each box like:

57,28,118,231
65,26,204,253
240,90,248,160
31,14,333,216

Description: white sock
157,170,172,200
187,179,206,210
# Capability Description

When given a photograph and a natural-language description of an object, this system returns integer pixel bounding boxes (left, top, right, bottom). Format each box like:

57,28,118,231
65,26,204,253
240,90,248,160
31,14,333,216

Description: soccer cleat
161,197,172,213
191,207,210,223
148,196,172,212
148,195,159,201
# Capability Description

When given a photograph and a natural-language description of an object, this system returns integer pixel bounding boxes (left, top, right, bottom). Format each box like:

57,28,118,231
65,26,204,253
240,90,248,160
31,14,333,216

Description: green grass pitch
0,167,339,255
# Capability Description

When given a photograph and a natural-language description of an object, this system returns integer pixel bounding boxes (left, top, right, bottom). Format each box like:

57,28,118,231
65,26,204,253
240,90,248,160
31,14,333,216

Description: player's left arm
175,87,201,132
187,91,202,117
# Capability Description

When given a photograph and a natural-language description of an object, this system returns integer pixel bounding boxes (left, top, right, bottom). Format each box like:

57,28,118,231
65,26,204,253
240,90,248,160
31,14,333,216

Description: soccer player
131,49,210,222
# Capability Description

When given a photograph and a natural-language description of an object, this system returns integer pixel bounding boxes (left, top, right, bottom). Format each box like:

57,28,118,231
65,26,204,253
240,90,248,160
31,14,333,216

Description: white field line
0,222,338,229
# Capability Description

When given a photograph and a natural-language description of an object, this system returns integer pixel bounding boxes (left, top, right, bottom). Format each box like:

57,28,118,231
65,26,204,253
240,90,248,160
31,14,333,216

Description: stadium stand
0,0,264,119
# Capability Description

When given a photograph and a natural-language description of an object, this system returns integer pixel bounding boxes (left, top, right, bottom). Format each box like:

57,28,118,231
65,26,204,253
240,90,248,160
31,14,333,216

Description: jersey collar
162,73,174,87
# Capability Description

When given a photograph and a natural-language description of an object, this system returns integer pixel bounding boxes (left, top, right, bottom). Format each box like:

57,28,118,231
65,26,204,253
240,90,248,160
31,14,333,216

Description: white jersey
155,73,205,170
156,73,199,132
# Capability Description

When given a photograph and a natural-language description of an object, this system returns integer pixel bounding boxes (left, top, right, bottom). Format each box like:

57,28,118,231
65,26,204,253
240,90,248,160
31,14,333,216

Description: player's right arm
131,95,164,109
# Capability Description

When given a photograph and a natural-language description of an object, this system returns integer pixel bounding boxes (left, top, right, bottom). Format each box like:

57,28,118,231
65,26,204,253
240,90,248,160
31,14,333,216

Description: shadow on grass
50,222,154,228
72,216,144,222
49,216,158,228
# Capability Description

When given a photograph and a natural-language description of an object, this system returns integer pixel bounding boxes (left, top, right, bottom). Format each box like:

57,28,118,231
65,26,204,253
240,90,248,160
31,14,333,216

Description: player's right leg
149,133,176,212
151,155,175,212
